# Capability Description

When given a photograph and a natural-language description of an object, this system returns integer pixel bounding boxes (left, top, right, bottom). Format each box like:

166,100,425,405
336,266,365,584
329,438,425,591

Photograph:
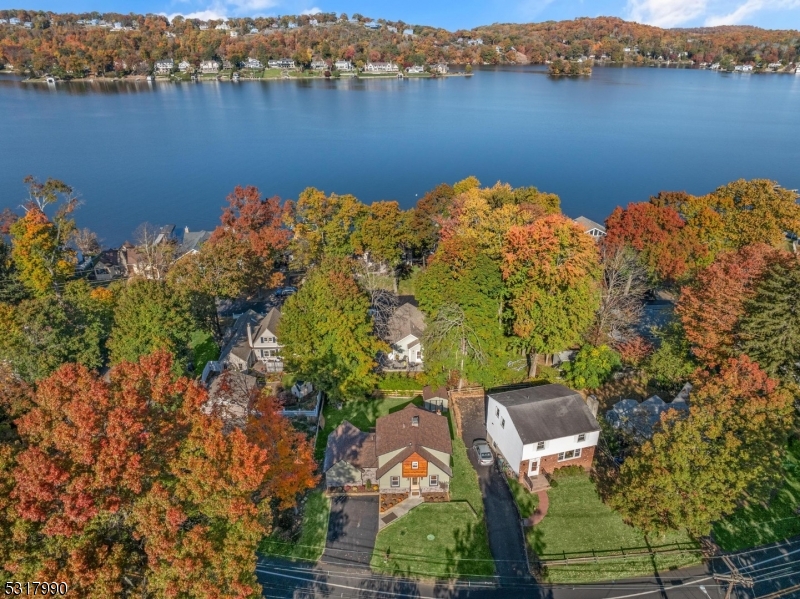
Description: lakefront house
364,62,399,73
219,307,284,372
384,300,425,367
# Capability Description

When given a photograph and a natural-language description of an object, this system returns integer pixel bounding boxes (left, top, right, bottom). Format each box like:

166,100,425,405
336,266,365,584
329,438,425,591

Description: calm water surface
2,66,800,244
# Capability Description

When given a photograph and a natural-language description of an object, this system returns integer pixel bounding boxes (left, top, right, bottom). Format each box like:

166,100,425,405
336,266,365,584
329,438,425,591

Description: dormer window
411,416,419,427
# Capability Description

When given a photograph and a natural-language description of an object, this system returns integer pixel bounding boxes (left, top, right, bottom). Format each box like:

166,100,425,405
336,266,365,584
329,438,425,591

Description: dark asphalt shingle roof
489,384,600,444
376,404,452,456
323,421,377,472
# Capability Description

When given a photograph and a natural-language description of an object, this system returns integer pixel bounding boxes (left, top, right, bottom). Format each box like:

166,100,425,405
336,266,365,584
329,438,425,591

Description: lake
2,66,800,245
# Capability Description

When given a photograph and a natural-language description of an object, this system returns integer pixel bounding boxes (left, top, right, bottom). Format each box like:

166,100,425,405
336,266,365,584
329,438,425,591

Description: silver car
473,440,494,466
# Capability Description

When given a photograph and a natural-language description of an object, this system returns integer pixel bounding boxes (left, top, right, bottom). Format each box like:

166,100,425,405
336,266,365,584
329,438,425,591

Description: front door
528,460,539,476
411,477,419,490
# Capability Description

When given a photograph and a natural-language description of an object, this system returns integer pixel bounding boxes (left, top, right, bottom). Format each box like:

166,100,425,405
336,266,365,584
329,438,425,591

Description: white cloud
704,0,800,25
301,7,322,14
164,8,228,20
518,0,557,19
626,0,708,27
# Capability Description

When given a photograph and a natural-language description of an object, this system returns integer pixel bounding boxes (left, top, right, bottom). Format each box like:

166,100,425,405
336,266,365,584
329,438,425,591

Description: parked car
472,439,494,466
275,286,297,297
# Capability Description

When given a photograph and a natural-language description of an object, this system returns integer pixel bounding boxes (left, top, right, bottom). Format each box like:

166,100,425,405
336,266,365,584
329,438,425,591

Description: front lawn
713,438,800,551
258,490,330,562
507,477,539,519
315,396,422,460
530,473,699,583
371,503,494,578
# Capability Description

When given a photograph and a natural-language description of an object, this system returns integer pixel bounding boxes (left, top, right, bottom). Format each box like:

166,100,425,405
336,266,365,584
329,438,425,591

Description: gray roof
254,307,281,340
323,421,377,471
219,310,260,363
605,388,690,440
386,302,426,344
489,384,600,444
177,229,212,258
574,216,606,233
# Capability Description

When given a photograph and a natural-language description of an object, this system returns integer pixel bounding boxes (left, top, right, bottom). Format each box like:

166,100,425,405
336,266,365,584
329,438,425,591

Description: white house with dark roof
385,301,425,366
219,307,284,372
154,59,174,74
486,384,600,489
573,216,606,238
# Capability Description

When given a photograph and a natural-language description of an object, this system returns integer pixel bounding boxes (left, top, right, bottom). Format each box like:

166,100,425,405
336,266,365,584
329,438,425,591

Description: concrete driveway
458,395,530,578
320,495,379,569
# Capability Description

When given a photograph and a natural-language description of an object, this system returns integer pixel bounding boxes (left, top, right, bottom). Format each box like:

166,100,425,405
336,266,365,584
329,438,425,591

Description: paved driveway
320,495,379,569
458,395,530,578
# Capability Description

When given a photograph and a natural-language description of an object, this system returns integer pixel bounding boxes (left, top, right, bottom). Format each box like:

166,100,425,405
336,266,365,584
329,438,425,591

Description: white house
573,216,606,238
178,60,192,72
219,307,284,372
268,58,296,69
486,384,600,487
154,59,174,74
215,22,230,30
244,57,263,69
364,62,399,73
431,62,449,74
229,31,239,37
310,60,328,70
201,60,220,73
385,301,425,366
334,60,354,71
406,65,425,74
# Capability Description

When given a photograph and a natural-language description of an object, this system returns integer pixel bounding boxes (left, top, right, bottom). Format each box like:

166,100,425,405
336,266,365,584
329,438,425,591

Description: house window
390,476,400,487
411,461,419,469
557,448,582,462
536,441,545,451
429,475,439,487
411,416,419,427
577,433,586,443
495,407,500,417
268,336,276,343
501,418,505,429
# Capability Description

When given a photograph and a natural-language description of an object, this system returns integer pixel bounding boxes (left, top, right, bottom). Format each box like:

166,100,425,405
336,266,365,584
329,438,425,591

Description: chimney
247,322,254,347
586,395,599,418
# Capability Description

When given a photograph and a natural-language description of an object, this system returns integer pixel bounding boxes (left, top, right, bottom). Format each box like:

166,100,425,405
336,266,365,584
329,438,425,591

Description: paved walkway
378,495,423,530
525,491,550,526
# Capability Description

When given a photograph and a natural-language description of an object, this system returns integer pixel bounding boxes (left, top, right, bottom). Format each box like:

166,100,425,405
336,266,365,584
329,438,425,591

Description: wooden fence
538,542,704,567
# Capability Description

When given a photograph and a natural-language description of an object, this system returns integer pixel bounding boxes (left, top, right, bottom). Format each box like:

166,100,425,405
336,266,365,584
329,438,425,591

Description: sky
19,0,800,30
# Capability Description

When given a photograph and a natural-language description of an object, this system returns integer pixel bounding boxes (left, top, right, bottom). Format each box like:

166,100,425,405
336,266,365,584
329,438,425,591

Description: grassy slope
714,439,800,551
530,474,699,583
258,490,330,562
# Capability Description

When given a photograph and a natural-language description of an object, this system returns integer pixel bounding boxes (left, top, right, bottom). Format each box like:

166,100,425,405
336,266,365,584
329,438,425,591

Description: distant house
387,25,397,33
422,385,448,413
9,18,20,25
222,59,234,70
364,21,381,29
229,30,238,37
219,308,284,372
287,22,298,29
334,60,354,71
310,59,328,70
324,405,452,496
573,216,606,238
486,384,600,489
154,59,174,74
309,18,318,26
243,57,263,69
364,62,399,73
175,227,211,260
734,64,753,72
201,60,220,73
23,21,32,28
199,24,209,30
431,63,449,74
385,301,425,366
92,249,125,281
178,60,192,72
249,27,258,34
267,58,296,69
403,28,414,37
215,22,230,30
466,38,482,45
606,384,691,441
405,65,424,74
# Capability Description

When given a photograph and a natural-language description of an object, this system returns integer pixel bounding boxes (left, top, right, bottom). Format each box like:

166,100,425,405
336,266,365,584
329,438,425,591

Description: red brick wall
517,446,596,480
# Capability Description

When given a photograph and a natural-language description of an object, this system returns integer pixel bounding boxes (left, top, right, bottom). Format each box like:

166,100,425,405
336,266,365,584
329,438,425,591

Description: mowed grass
449,434,485,518
530,474,699,583
314,396,422,460
713,439,800,551
258,490,330,562
371,503,494,578
507,477,539,519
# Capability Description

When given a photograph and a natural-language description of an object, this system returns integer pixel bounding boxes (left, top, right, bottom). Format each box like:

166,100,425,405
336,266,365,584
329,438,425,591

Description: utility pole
714,555,754,599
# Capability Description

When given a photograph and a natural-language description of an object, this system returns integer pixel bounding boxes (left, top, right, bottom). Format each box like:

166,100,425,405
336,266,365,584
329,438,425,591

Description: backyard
258,490,330,562
529,472,700,583
713,438,800,551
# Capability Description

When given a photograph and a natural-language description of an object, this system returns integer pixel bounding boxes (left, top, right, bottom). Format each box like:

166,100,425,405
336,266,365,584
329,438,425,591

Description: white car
472,440,494,466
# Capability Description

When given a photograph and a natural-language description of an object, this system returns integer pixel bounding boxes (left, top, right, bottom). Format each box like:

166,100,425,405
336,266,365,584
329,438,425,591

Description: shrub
562,345,621,390
616,336,653,368
551,465,585,478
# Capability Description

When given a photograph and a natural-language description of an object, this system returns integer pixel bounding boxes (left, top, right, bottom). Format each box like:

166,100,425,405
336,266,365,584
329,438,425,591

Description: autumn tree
107,279,200,371
502,214,601,377
9,177,78,296
677,244,778,368
0,351,270,597
612,356,794,536
246,392,318,510
562,344,621,390
739,257,800,383
352,200,410,270
278,258,386,401
408,183,455,258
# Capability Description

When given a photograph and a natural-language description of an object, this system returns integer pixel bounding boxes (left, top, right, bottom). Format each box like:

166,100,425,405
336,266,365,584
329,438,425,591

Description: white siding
485,398,525,474
520,430,599,461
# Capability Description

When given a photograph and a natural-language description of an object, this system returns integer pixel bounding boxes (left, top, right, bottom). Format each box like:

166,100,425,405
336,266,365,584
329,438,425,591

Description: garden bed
380,493,409,512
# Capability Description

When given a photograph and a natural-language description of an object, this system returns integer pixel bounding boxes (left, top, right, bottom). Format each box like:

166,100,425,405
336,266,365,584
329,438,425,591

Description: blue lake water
2,66,800,245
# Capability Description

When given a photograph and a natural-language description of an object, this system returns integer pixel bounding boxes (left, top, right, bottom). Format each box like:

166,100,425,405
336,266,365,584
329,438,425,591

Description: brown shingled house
323,404,452,498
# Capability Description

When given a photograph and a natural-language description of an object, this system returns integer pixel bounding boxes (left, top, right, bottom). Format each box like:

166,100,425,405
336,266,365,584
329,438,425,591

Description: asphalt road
457,394,530,578
320,495,379,568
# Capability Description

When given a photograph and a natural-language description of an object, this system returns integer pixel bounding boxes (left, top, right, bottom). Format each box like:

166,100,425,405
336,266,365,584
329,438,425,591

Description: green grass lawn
315,396,422,460
449,434,485,518
713,439,800,551
507,477,539,519
530,473,699,583
258,490,330,562
378,374,424,392
371,503,494,578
